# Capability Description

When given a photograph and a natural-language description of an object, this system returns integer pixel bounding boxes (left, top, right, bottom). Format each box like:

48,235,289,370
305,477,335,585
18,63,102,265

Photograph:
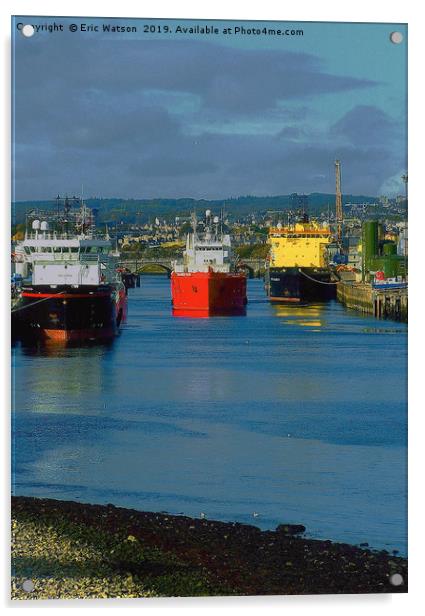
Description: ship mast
190,211,198,261
191,211,198,239
335,159,343,249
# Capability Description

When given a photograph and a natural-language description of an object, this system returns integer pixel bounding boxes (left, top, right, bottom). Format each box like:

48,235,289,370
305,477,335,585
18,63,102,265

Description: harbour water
12,276,408,554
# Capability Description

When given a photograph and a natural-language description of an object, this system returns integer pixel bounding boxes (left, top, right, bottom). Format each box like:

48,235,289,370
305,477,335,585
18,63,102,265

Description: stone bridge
118,257,266,278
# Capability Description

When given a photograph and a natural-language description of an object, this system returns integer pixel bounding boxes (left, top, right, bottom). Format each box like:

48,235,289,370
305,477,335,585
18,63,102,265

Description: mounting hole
21,24,35,38
22,579,35,592
389,573,404,586
390,31,403,44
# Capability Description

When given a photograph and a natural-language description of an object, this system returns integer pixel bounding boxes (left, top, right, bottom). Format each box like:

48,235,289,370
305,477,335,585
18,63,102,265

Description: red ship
171,211,247,317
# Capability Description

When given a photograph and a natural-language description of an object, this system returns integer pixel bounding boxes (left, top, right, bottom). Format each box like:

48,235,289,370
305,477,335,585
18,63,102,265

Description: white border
2,1,424,614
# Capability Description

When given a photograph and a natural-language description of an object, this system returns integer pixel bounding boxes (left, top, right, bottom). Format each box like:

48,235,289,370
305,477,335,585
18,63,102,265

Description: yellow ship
266,215,336,303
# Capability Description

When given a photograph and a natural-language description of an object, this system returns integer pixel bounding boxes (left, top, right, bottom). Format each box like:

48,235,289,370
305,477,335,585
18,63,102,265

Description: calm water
12,277,408,554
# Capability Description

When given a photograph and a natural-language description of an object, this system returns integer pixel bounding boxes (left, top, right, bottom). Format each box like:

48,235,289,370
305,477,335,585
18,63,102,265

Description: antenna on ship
335,159,343,250
80,184,86,236
191,211,198,261
204,209,211,239
213,214,220,239
191,211,198,237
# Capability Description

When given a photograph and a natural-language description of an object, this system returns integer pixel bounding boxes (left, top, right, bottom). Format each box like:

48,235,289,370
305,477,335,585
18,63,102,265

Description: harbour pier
337,281,407,322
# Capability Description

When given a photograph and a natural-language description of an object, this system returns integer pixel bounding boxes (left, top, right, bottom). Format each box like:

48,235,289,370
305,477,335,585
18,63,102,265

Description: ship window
70,247,79,253
30,247,36,252
53,246,61,253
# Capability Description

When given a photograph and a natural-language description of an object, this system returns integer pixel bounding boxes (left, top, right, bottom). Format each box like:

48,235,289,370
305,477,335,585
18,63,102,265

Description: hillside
11,193,378,225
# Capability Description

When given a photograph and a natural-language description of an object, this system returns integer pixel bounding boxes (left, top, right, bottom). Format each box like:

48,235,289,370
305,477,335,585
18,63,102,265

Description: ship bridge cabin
173,233,233,273
21,231,118,287
268,222,332,269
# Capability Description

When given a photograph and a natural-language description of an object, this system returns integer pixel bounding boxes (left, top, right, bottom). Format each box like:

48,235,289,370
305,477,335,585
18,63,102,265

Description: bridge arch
136,262,172,275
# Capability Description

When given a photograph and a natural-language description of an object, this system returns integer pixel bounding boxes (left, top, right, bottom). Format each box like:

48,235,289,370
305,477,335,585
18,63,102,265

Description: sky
12,17,407,201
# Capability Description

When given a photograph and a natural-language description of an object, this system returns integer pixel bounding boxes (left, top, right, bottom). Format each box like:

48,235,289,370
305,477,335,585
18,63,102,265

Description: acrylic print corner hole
22,580,34,593
21,24,35,37
389,573,404,587
11,15,407,600
390,31,403,44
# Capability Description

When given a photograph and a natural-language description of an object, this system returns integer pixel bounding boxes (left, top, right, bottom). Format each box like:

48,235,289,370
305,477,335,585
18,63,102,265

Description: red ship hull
171,271,247,317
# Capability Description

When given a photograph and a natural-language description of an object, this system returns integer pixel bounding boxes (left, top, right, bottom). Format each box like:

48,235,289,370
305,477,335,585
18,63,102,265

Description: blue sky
12,17,407,200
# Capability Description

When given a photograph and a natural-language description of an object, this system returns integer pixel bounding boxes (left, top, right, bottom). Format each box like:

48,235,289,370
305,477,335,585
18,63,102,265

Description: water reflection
272,303,326,329
13,340,114,415
18,337,115,357
12,277,408,553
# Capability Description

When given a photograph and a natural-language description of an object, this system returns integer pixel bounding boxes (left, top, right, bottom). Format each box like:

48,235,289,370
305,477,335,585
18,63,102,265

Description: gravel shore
11,496,407,599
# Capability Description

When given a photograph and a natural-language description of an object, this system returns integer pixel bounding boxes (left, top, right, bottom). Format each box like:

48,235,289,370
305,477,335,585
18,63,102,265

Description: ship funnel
32,219,41,230
40,221,49,231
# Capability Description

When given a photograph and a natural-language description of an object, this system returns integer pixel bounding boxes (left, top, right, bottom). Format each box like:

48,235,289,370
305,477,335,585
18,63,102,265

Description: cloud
13,128,405,200
276,126,307,141
14,37,375,121
379,171,406,196
13,35,403,200
330,105,401,147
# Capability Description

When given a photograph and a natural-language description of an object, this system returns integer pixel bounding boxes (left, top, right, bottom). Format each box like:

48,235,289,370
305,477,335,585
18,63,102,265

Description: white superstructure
173,211,234,273
16,199,120,287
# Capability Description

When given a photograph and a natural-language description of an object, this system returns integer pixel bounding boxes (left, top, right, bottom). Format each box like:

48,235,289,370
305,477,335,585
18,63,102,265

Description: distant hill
11,193,378,224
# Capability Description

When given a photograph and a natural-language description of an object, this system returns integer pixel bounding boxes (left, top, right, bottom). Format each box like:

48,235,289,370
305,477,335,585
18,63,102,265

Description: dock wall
337,282,407,322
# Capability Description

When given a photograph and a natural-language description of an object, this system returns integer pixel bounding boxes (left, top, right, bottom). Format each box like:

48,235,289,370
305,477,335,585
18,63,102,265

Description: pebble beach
11,496,407,599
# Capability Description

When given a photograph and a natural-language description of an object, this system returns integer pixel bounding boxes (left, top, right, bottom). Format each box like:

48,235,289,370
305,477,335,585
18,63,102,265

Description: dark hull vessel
266,267,336,303
12,196,130,345
15,283,127,343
